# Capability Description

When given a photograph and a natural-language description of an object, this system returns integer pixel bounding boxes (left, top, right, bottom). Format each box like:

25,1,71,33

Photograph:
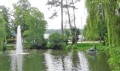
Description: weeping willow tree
85,0,120,70
101,0,120,70
84,0,101,41
85,0,120,44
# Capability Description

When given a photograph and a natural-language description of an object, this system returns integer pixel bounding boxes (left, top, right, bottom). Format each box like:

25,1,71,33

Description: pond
0,50,111,71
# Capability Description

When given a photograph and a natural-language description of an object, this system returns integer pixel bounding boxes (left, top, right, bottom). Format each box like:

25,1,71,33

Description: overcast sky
0,0,87,29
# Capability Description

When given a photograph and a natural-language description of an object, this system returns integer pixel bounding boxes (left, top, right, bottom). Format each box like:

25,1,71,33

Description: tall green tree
85,0,120,70
13,0,47,48
0,13,6,48
0,6,10,50
84,0,100,40
23,7,47,49
0,6,11,40
13,0,31,32
84,0,107,42
101,0,120,70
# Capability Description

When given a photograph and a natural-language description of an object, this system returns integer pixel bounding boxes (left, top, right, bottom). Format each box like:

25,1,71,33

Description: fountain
16,25,23,54
10,25,24,71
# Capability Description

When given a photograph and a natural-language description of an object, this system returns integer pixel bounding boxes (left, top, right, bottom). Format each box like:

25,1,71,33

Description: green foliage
71,27,80,44
0,6,10,50
84,0,99,40
101,1,120,70
64,44,77,50
23,8,47,49
0,13,6,48
84,0,107,41
64,29,70,44
13,0,47,49
13,0,31,32
75,43,105,51
0,6,11,39
64,45,71,50
85,0,120,70
48,32,66,49
109,46,120,71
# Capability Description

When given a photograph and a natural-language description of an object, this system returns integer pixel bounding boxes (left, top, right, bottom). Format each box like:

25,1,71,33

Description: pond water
0,50,111,71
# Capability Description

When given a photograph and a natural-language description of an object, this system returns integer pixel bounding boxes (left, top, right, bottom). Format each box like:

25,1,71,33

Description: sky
0,0,87,29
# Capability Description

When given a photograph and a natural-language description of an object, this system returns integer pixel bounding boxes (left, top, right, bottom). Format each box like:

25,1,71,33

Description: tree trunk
72,0,76,28
66,0,72,28
61,0,63,34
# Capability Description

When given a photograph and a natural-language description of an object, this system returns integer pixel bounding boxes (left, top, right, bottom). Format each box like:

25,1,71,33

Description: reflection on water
10,54,23,71
44,50,89,71
44,50,63,71
0,50,110,71
77,52,89,71
64,52,74,71
87,52,110,71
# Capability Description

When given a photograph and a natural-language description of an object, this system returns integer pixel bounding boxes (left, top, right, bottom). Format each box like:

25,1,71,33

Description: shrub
108,46,120,71
48,32,66,49
29,38,47,49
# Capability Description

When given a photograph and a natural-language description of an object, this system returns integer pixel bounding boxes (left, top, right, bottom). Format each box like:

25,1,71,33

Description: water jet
16,25,23,54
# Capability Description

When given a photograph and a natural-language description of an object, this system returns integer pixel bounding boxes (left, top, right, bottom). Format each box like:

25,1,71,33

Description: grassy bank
0,44,15,51
0,43,108,51
71,43,108,51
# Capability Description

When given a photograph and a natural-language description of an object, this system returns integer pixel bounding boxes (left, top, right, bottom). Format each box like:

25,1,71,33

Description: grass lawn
74,43,108,51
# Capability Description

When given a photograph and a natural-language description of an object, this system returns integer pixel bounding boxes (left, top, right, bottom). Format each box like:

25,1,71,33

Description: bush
24,38,47,49
109,46,120,71
29,38,47,49
64,44,77,50
48,32,66,49
64,45,71,50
